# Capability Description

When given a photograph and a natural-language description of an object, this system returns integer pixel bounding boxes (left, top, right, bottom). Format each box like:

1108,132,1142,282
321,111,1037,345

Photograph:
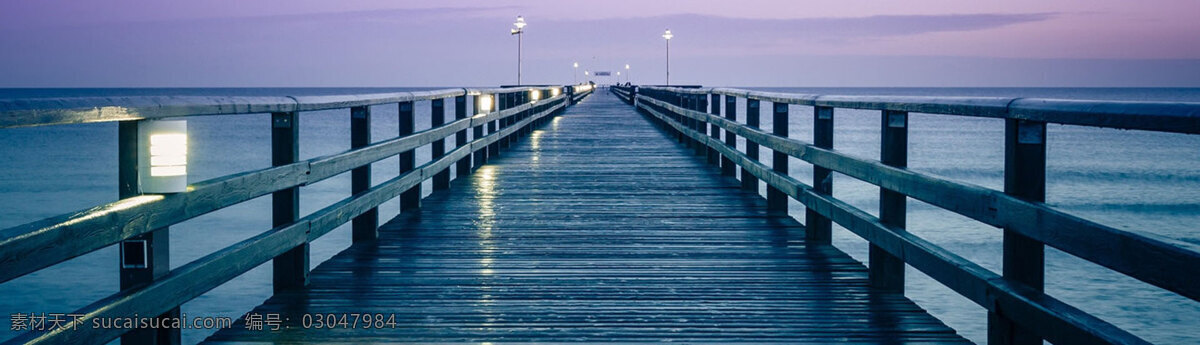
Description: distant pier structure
0,82,1197,344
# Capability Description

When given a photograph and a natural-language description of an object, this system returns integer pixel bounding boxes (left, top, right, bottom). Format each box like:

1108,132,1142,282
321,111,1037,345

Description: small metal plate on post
1017,120,1045,144
887,112,907,128
774,103,788,113
120,239,148,269
351,107,368,119
817,107,833,120
272,113,293,128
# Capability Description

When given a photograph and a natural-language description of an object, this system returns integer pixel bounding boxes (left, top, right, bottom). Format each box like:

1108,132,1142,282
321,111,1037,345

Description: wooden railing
0,84,593,344
627,84,1200,345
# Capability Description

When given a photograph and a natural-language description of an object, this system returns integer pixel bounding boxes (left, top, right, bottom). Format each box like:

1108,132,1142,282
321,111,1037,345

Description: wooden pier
203,91,967,344
1,82,1198,345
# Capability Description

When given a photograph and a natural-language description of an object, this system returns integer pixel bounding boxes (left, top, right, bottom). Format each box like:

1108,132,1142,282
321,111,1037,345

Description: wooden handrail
0,84,592,344
644,86,1200,134
633,86,1197,345
636,94,1200,300
0,86,581,129
0,95,560,283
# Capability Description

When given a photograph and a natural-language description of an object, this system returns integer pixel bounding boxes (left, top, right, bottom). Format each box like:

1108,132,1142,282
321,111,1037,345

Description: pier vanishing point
1,84,1199,345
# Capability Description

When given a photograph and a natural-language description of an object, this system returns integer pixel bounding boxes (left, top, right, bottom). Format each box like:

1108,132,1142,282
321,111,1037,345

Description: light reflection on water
473,165,498,328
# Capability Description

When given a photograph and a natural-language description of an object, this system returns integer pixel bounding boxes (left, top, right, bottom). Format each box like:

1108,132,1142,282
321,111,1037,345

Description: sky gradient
2,0,1198,87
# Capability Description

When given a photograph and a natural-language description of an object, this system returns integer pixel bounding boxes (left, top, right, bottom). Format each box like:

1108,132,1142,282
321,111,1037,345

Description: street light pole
625,64,630,84
512,16,527,85
573,62,579,84
662,29,673,86
518,32,522,85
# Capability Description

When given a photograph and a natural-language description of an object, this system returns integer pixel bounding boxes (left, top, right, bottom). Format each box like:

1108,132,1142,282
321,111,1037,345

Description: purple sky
2,0,1199,87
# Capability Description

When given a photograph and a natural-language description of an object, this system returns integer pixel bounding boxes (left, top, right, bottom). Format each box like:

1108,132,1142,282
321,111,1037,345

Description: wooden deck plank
205,90,969,344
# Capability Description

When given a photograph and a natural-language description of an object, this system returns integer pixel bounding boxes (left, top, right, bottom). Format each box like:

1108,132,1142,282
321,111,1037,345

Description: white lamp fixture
551,88,560,97
530,89,541,102
138,119,188,193
663,29,673,86
478,94,494,114
511,16,527,85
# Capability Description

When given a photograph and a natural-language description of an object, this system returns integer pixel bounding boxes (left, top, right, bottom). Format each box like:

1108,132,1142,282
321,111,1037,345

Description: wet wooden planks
205,90,969,344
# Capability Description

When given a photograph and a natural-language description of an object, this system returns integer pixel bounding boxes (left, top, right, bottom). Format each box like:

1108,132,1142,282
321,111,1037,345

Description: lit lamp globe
138,119,188,193
477,94,494,114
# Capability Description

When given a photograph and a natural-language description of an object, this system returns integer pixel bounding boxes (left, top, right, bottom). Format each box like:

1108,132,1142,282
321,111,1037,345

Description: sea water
1,87,1197,344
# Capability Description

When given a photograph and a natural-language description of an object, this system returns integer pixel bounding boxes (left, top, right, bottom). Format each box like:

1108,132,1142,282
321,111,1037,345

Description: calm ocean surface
1,87,1198,344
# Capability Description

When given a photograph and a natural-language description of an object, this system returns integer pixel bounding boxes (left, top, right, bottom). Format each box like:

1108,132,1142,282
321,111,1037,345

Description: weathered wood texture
0,89,552,286
5,95,571,345
205,91,967,344
635,90,1159,345
635,92,1200,303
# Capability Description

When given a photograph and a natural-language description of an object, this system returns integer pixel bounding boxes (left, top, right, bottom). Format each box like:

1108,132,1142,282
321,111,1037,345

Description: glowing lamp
138,120,188,193
551,88,560,97
663,29,673,40
530,90,541,102
478,94,494,113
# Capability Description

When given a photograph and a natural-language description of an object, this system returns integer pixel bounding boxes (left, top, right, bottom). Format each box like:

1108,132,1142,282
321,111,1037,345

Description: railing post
990,119,1047,345
473,94,488,168
872,110,907,292
489,94,502,157
398,101,420,212
807,106,834,244
508,92,519,145
722,95,737,176
272,111,308,292
509,92,519,143
118,121,180,345
431,99,450,191
742,99,760,191
455,95,470,177
676,92,686,144
523,90,533,137
499,93,510,149
693,94,707,156
707,93,720,165
351,106,378,242
768,102,788,213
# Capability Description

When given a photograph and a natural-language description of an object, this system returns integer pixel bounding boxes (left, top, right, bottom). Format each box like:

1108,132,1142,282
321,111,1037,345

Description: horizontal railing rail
0,89,464,129
610,85,634,104
0,84,593,344
571,84,594,104
633,85,1199,345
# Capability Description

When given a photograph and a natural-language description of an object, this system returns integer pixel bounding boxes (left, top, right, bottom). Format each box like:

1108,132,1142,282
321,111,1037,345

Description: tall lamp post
511,16,527,85
625,64,630,84
573,62,579,84
662,29,673,86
